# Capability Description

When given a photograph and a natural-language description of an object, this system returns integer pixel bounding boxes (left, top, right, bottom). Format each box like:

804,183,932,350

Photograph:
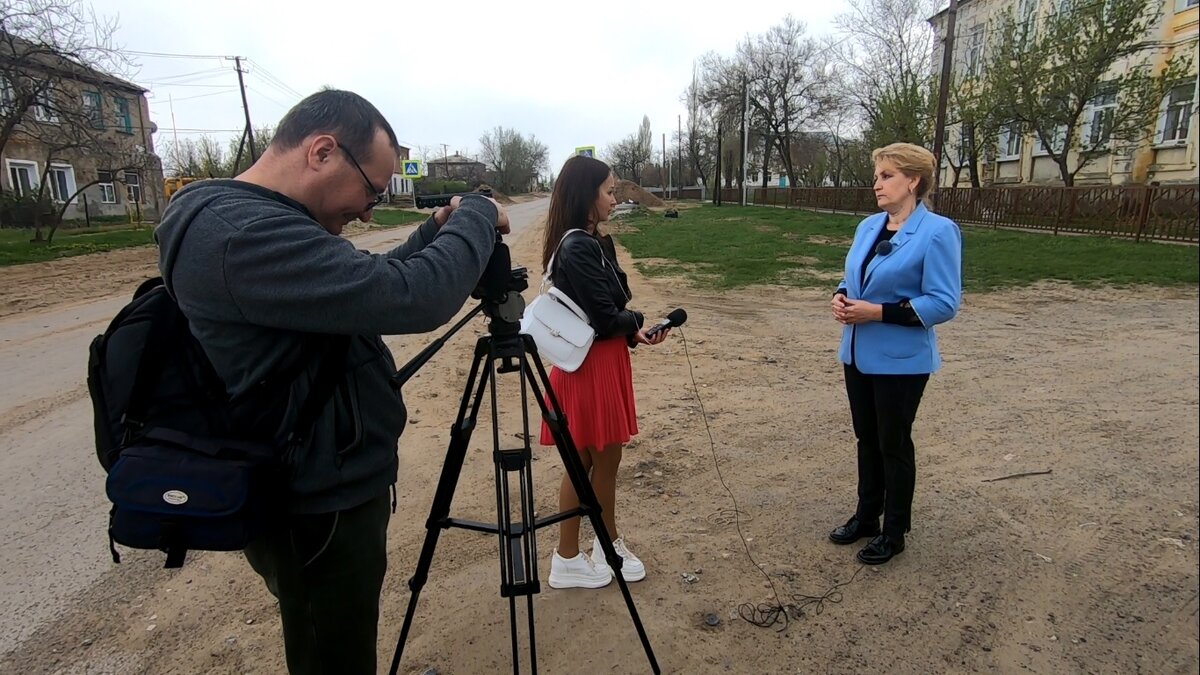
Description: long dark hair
542,155,612,273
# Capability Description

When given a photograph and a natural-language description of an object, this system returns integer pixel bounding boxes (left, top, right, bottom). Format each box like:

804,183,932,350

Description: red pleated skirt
539,336,639,451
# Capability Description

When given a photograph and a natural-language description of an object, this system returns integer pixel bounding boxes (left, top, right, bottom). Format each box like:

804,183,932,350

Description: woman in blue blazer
829,142,962,565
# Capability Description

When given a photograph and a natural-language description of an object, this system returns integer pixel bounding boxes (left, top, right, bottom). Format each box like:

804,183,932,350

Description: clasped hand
831,294,882,325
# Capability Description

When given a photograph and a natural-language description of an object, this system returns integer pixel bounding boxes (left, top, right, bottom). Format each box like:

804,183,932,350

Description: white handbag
520,229,596,372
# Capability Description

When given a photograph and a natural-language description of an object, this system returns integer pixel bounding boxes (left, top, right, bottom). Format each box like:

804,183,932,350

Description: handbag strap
547,286,591,325
543,228,629,303
545,228,593,284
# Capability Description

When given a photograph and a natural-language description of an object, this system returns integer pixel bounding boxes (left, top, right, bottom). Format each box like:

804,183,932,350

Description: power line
146,67,229,83
247,72,301,105
247,59,305,99
154,88,237,103
246,85,289,111
125,49,227,61
143,81,234,89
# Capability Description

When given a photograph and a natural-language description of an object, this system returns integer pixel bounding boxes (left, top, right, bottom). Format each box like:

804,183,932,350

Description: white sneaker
592,537,646,582
548,549,612,589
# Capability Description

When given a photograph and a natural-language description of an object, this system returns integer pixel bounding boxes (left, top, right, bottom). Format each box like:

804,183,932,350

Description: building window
97,170,117,203
124,170,141,202
0,77,13,112
1176,0,1198,12
1083,87,1117,150
963,26,985,77
83,91,103,129
957,124,976,165
34,91,58,123
998,123,1023,160
1017,0,1038,43
1033,125,1067,156
1159,83,1194,145
47,165,75,202
114,97,133,134
7,160,38,197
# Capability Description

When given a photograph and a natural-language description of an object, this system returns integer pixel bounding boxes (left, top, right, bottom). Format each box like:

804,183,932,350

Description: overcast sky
91,0,845,176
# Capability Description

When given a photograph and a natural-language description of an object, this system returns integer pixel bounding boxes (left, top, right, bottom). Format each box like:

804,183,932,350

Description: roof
0,31,147,94
928,0,975,23
432,153,485,166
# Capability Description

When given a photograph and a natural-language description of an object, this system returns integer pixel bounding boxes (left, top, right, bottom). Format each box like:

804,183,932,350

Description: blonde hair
871,143,936,201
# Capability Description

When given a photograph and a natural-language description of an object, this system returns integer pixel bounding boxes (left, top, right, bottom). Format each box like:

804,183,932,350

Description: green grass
613,205,1200,291
0,226,157,267
0,209,430,267
367,208,427,227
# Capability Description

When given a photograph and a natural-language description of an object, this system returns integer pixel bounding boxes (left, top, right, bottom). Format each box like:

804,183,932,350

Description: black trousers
843,364,929,538
244,491,392,675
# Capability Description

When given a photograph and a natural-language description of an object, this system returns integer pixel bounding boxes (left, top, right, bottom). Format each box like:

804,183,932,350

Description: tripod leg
389,338,493,675
521,337,662,674
488,342,546,675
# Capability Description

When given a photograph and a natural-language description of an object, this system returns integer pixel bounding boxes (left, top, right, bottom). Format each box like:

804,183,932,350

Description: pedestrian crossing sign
401,160,423,178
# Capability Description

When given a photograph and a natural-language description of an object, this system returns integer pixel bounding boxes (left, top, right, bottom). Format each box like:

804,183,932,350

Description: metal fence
705,185,1200,243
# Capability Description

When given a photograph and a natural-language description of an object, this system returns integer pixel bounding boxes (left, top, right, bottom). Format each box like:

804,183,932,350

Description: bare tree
681,65,717,190
477,126,548,194
833,0,940,147
0,0,129,158
20,94,155,241
700,16,839,187
605,115,655,184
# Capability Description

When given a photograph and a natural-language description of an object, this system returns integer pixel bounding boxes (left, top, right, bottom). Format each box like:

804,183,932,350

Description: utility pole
662,133,667,197
932,0,959,202
677,114,683,197
714,121,723,206
232,56,256,164
441,143,449,181
168,94,179,150
740,74,749,206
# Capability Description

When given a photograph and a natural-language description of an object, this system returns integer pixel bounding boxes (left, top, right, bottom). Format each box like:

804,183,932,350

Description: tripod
388,297,661,675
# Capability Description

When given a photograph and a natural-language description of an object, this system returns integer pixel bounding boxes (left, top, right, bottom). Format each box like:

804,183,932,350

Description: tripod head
473,234,528,343
392,233,528,389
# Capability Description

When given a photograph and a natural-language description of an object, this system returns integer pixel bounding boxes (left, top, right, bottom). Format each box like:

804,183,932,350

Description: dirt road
1,200,1197,674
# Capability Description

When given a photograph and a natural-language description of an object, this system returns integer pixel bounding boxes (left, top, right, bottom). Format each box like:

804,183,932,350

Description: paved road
0,197,548,655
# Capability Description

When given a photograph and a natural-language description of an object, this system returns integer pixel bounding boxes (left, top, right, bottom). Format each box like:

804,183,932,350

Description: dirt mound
476,184,514,205
615,180,664,207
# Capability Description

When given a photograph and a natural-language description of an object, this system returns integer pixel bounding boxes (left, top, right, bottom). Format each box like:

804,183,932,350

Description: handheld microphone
645,308,687,337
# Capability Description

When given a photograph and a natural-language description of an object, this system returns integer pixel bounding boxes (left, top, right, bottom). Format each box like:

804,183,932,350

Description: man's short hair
271,88,401,160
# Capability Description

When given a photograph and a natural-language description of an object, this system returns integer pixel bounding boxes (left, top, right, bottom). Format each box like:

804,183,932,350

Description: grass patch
0,226,157,267
0,209,430,267
613,205,1199,291
368,209,427,227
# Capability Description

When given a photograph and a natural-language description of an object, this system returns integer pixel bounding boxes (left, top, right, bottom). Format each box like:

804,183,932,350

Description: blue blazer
838,203,962,375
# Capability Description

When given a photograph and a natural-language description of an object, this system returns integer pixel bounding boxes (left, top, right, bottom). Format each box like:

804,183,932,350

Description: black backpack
87,276,346,568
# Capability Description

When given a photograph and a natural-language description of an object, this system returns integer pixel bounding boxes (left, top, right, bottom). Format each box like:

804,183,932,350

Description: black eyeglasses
339,144,388,211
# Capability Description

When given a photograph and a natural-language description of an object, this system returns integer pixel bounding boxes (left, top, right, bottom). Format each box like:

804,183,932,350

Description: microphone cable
676,326,866,632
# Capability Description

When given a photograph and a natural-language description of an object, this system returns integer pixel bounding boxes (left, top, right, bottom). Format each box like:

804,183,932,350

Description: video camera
414,187,493,209
412,187,523,303
473,234,528,307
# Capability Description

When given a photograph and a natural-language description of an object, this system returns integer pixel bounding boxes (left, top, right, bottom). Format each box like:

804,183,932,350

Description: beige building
1,35,163,223
930,0,1199,186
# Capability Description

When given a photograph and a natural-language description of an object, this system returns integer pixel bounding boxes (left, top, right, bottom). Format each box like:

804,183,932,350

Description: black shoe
828,515,881,545
856,534,905,565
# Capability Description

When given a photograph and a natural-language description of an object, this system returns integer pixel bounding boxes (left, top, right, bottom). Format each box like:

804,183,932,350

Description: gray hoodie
155,180,497,514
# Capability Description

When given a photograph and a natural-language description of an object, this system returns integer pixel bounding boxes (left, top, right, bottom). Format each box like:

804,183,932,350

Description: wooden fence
704,185,1199,243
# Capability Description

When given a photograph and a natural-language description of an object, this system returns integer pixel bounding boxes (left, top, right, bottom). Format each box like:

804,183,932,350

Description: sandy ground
1,206,1197,674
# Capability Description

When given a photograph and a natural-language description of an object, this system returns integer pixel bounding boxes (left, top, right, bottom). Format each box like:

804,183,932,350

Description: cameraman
155,88,508,674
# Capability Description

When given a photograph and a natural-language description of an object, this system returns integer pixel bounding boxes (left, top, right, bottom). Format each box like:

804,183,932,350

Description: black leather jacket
550,230,644,339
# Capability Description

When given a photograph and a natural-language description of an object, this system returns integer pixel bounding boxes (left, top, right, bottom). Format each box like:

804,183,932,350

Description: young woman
538,155,669,589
